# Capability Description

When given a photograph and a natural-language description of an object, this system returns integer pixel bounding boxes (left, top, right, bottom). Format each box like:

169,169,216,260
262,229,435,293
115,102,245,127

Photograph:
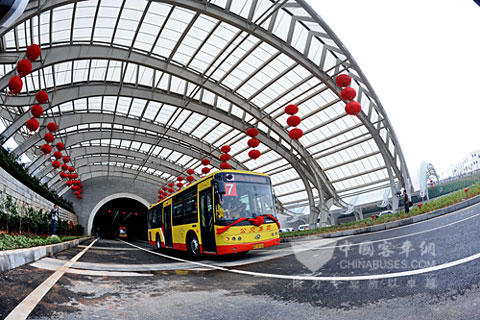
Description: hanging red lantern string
47,122,57,132
340,87,357,101
41,144,51,155
31,104,43,118
36,90,48,104
345,101,362,116
248,149,261,160
246,128,259,137
335,74,352,87
288,128,303,140
17,59,32,77
52,160,60,170
286,115,301,127
60,172,67,180
8,76,23,95
26,44,41,61
56,142,65,151
220,162,231,170
26,118,39,132
63,156,70,164
247,138,260,148
285,104,299,115
44,132,54,143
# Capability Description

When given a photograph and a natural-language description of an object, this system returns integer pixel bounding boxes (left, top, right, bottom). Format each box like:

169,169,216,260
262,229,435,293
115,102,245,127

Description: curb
0,236,93,273
281,194,480,242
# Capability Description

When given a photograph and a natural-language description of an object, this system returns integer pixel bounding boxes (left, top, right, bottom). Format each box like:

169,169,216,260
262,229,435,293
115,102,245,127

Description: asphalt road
1,202,480,319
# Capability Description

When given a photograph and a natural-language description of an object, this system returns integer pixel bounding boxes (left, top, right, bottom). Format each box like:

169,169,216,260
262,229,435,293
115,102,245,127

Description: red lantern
47,122,57,132
31,104,43,118
177,177,184,182
66,181,73,187
44,132,54,143
220,153,231,162
60,172,67,179
340,87,357,101
285,104,298,115
187,175,194,182
345,101,362,116
56,142,65,151
36,90,48,104
248,149,261,160
186,169,194,175
168,188,175,193
162,186,168,191
52,160,60,169
67,174,73,180
246,128,259,137
26,44,41,61
26,118,39,132
53,151,62,159
247,138,260,148
220,162,231,170
177,182,184,188
74,191,80,196
220,145,231,153
77,195,83,199
288,128,303,140
41,144,51,155
68,166,75,172
72,173,78,179
158,190,163,194
168,182,175,187
286,115,301,127
63,156,70,163
335,74,351,87
201,159,210,166
61,164,68,171
8,76,23,95
17,59,32,77
202,167,211,174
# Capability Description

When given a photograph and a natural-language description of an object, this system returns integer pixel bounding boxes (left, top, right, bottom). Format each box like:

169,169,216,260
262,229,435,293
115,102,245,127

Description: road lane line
5,238,99,320
120,239,480,281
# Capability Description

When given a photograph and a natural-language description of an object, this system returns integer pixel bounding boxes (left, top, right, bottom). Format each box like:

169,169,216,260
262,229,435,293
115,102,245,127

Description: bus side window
152,208,157,225
172,196,184,225
155,208,162,228
184,188,198,224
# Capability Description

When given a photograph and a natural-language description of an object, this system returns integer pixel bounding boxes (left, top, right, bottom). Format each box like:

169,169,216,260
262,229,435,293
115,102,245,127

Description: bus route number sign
224,183,237,196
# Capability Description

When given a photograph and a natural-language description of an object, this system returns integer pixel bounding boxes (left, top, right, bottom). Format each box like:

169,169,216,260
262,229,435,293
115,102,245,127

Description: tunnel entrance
92,198,148,241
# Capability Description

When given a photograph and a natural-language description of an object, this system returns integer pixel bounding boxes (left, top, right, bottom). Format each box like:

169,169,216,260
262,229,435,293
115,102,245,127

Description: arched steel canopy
0,0,412,224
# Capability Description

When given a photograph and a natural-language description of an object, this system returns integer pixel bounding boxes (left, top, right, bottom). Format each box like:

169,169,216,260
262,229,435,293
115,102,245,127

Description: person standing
403,190,410,214
50,204,59,236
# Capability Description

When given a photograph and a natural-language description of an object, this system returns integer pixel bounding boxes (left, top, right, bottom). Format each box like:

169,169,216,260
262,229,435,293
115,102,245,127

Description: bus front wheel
187,234,201,259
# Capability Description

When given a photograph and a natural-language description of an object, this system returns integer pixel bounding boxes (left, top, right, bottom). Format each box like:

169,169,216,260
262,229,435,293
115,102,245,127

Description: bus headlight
238,236,242,241
232,237,236,241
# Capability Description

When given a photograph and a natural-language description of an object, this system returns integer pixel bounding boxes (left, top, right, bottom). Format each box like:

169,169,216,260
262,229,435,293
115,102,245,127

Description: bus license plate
253,243,264,249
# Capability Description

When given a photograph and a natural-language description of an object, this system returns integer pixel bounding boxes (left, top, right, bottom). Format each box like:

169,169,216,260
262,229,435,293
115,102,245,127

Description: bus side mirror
216,181,226,195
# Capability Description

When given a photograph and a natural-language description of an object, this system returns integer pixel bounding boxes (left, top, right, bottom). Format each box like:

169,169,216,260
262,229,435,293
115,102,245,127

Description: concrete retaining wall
0,167,77,223
0,236,92,273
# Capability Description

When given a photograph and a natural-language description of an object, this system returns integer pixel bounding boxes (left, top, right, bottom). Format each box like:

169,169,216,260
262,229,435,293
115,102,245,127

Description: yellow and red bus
147,170,280,258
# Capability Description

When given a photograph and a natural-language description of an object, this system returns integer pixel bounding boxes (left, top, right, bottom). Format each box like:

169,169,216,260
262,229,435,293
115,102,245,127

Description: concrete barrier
0,236,93,273
281,194,480,242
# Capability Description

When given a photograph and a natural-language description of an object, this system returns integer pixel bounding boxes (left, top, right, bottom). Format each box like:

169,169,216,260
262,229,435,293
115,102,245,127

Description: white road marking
5,238,99,320
120,239,480,281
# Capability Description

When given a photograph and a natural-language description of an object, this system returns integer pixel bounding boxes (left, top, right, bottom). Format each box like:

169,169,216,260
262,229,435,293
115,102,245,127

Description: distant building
452,150,480,176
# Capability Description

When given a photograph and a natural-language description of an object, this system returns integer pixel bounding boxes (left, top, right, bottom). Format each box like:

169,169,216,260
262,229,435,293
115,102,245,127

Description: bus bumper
216,238,280,255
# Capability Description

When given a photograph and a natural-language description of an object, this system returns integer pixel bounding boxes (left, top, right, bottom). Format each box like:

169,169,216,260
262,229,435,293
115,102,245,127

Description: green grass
0,234,83,251
280,181,480,239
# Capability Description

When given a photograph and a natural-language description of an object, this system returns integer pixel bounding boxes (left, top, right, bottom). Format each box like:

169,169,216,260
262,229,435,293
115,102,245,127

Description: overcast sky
309,0,480,187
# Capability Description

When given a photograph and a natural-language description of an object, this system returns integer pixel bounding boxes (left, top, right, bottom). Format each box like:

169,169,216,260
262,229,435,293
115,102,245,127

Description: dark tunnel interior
92,198,148,240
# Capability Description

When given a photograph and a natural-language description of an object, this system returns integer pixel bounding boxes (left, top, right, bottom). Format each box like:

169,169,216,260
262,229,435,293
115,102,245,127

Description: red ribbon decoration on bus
216,214,279,234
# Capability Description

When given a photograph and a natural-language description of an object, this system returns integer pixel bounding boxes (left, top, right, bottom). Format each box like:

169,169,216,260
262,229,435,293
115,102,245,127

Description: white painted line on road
120,239,480,281
5,238,99,320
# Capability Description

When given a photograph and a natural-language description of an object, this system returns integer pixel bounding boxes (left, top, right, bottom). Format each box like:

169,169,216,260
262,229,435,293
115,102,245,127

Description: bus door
200,188,216,253
163,205,173,247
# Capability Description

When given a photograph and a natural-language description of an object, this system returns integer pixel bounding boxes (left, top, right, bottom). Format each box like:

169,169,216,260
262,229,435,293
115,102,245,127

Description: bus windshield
214,173,275,221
